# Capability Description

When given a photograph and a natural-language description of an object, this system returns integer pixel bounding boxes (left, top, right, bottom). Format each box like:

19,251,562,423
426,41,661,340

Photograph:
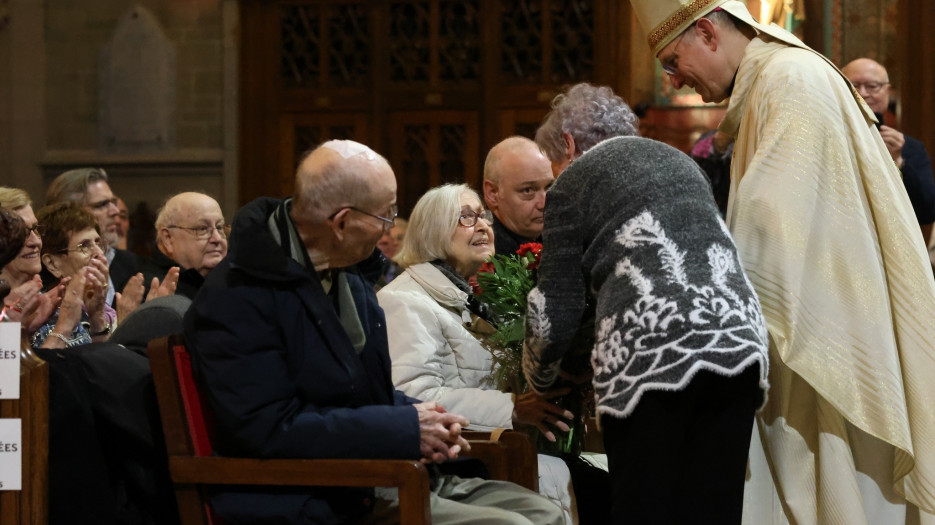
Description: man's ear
158,229,175,257
695,18,719,49
483,179,499,209
41,253,63,280
562,133,576,159
328,207,351,241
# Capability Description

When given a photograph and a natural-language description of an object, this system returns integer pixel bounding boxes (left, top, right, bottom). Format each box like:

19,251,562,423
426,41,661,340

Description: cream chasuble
721,36,935,524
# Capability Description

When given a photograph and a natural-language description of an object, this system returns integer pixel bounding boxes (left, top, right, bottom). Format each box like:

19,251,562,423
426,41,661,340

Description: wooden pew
0,340,49,525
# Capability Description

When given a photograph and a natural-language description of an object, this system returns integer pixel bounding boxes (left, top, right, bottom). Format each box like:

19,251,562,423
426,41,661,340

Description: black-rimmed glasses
167,223,231,240
458,209,493,228
25,224,43,238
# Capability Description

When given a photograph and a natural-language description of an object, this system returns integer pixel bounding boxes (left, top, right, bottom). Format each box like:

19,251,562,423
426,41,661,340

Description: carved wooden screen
240,0,620,205
278,112,370,190
389,111,479,215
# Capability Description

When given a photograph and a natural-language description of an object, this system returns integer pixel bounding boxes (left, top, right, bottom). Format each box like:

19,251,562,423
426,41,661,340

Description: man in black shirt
482,137,554,256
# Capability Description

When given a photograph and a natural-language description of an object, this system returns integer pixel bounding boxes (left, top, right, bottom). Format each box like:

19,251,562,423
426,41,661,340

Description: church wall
0,0,930,220
0,0,238,224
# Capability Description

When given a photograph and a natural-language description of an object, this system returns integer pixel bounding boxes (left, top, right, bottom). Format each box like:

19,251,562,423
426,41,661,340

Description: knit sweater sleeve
522,180,587,394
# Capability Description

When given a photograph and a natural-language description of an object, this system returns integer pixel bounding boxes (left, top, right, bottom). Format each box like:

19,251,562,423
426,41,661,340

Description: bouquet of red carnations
475,243,587,456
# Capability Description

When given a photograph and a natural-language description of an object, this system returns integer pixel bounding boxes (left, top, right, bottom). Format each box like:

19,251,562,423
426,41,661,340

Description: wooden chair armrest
169,457,432,525
461,441,509,482
460,430,538,491
169,456,429,488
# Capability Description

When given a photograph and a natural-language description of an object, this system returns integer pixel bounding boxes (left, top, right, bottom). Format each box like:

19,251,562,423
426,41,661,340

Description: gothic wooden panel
500,1,544,85
499,108,550,141
549,0,594,84
388,0,481,87
280,2,371,90
278,112,371,198
388,111,479,216
241,0,613,206
438,0,481,83
389,2,431,84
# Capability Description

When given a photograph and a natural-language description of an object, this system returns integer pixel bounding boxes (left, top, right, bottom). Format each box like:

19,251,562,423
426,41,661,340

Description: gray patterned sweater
522,136,769,420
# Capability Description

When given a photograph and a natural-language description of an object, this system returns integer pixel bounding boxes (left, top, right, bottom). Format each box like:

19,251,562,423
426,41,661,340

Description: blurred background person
115,196,130,250
841,57,935,244
375,216,408,286
143,192,225,299
0,206,27,303
0,187,66,337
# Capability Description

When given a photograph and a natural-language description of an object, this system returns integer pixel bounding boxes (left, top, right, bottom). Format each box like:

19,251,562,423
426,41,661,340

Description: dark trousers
602,365,761,525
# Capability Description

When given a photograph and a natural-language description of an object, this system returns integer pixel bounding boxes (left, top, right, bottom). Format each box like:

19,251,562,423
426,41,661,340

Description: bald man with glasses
143,192,229,299
842,57,935,243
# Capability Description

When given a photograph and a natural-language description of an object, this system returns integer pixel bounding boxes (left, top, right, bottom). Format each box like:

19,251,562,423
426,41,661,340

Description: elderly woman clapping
0,187,67,336
377,183,579,523
32,203,115,349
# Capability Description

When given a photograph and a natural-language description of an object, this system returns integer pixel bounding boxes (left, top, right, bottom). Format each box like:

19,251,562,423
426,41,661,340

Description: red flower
469,275,483,296
478,261,496,275
516,243,542,257
517,242,542,270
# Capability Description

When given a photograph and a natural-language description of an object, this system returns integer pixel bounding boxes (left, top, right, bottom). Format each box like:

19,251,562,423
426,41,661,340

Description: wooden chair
148,335,432,525
148,335,541,525
463,429,538,492
0,343,48,525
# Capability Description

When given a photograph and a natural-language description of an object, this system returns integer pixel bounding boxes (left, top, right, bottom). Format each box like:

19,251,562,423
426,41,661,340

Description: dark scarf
429,260,497,328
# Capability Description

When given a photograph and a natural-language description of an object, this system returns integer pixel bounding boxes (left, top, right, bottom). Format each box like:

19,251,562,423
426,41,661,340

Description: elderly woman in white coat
377,183,579,523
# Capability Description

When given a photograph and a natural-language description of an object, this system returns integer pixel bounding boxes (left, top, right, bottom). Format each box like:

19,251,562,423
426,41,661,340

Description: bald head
482,136,554,240
156,192,227,276
483,137,546,185
291,140,398,270
842,58,891,115
293,141,396,224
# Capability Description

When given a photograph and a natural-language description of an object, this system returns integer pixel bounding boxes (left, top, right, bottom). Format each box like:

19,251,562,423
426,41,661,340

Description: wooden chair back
148,335,433,525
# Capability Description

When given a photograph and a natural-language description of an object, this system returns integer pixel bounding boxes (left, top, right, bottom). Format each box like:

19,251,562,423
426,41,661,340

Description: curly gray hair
535,83,639,163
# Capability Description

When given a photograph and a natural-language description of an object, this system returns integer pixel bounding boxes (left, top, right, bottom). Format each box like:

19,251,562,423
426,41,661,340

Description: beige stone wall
0,0,238,222
45,0,223,151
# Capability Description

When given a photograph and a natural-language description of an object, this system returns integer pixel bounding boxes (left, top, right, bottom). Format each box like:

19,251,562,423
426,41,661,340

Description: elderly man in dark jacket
184,140,562,525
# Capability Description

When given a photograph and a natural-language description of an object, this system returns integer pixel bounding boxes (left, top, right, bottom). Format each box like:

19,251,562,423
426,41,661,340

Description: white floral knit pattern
591,211,768,417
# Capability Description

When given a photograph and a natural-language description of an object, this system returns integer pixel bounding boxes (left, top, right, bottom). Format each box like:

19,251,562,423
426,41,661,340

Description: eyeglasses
661,23,695,76
54,238,103,257
330,205,398,231
87,197,119,211
167,223,231,240
852,81,889,94
458,208,493,228
25,224,43,238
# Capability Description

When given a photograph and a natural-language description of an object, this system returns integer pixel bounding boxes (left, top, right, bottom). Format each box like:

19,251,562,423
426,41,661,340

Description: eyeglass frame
458,208,493,228
52,237,104,257
660,22,697,77
24,224,43,238
329,205,398,231
852,81,889,94
166,223,231,240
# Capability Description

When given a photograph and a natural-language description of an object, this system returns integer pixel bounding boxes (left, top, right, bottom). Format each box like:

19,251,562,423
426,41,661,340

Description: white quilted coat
378,262,579,524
